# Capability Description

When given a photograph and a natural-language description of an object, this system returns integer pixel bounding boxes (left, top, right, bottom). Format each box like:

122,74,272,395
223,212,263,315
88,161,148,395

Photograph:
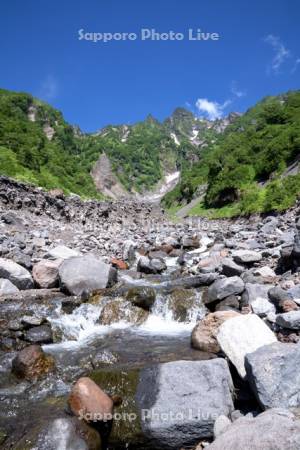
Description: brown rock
191,311,240,353
69,377,114,422
32,259,62,288
48,188,64,199
111,258,128,270
279,299,299,313
11,344,55,380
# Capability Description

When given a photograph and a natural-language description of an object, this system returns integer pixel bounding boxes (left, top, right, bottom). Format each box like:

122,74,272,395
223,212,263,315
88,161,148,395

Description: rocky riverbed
1,175,300,449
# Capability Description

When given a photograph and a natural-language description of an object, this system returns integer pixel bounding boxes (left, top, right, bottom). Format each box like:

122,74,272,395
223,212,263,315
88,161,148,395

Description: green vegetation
163,91,300,216
0,88,101,197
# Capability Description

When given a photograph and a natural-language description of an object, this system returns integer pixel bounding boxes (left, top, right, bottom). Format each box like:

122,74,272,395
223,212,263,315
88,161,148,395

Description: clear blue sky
0,0,299,131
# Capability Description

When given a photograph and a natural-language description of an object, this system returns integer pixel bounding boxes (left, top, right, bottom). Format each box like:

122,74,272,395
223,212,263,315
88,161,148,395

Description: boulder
32,259,62,288
276,310,300,330
0,258,34,290
232,250,262,265
221,258,244,277
191,311,240,353
11,345,55,380
126,286,156,310
168,288,206,322
215,295,240,312
0,278,19,295
59,255,117,296
98,298,148,325
206,277,244,304
245,342,300,409
217,315,277,378
206,409,300,450
136,359,234,447
68,376,114,422
242,283,275,316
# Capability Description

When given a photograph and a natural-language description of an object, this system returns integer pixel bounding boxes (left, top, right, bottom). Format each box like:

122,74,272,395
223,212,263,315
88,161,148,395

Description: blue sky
0,0,299,131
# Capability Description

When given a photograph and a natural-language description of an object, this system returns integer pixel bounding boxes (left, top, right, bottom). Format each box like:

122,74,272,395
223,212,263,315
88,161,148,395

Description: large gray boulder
242,283,275,316
276,310,300,329
206,409,300,450
0,258,34,290
245,342,300,409
136,359,234,448
207,276,244,303
217,315,277,378
59,255,117,296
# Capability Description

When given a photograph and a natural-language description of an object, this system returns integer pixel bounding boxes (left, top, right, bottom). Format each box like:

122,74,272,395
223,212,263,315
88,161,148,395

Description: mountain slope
163,90,300,216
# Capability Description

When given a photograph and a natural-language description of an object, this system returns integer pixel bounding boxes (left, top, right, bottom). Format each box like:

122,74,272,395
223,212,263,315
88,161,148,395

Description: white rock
217,315,277,379
47,246,81,260
0,278,19,295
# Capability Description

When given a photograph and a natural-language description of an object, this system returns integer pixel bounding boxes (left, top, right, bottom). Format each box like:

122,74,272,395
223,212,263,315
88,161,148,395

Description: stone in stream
126,286,156,310
217,314,277,378
205,409,300,450
69,377,114,422
11,344,55,380
137,255,166,274
232,250,262,265
276,310,300,329
98,298,149,325
241,283,275,316
245,341,300,409
25,324,53,344
59,254,117,296
167,288,207,322
32,259,62,288
0,278,19,295
136,359,234,448
206,276,245,304
191,311,240,353
0,257,34,290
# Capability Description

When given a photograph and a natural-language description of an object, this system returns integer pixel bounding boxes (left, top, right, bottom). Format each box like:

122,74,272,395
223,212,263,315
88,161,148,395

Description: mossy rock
98,298,149,325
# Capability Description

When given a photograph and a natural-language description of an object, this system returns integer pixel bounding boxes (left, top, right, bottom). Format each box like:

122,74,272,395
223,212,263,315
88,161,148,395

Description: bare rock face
191,311,240,353
91,153,128,199
32,259,62,288
11,345,55,380
68,377,114,422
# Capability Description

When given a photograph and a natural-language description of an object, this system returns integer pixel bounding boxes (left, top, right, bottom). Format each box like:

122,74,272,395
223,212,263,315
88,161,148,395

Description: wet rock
11,344,55,380
92,350,119,368
59,255,117,296
206,276,245,304
245,341,300,409
98,298,148,325
69,376,114,422
137,256,166,274
126,286,156,310
206,409,300,450
232,250,262,265
0,257,34,289
242,283,275,316
217,315,277,378
276,310,300,330
168,288,206,322
0,278,19,295
168,273,218,289
136,359,234,447
221,258,244,277
32,417,101,450
191,311,240,353
25,324,53,344
32,259,62,288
